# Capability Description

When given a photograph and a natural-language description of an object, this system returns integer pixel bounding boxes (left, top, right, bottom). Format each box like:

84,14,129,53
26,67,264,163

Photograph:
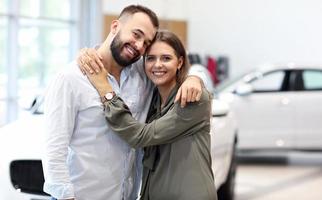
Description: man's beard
110,33,141,67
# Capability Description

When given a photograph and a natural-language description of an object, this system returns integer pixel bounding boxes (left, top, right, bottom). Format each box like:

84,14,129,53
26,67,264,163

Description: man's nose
135,40,145,53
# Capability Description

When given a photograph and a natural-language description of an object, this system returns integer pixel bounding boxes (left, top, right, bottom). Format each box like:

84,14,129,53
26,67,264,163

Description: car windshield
216,69,255,92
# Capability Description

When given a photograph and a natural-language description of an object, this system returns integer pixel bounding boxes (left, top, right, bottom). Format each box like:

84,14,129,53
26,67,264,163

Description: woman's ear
110,20,120,35
177,57,184,70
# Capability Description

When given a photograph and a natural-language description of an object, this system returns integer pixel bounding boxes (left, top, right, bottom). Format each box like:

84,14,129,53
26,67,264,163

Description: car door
233,70,296,149
293,69,322,149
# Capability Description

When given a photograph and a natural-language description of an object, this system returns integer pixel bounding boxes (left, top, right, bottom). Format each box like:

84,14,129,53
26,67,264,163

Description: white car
0,73,238,200
218,64,322,152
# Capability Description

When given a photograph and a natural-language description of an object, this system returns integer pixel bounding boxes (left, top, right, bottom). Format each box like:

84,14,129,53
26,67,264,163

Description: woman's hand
77,47,104,75
85,64,113,97
175,75,203,107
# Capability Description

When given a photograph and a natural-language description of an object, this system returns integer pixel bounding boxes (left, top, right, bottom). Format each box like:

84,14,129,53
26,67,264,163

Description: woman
83,30,217,200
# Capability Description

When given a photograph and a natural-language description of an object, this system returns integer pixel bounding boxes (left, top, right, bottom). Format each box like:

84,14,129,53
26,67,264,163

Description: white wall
103,0,322,77
187,0,322,76
103,0,188,20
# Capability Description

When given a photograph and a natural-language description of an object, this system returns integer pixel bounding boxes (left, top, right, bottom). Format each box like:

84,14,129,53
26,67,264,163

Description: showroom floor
235,152,322,200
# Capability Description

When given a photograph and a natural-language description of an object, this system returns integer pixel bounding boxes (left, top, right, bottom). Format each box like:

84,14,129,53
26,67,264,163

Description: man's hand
77,47,104,75
175,75,203,107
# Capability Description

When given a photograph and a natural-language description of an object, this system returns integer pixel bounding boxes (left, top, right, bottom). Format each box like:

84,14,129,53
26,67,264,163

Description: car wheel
217,139,237,200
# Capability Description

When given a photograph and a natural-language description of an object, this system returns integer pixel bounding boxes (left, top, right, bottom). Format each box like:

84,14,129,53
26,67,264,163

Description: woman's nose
154,58,163,67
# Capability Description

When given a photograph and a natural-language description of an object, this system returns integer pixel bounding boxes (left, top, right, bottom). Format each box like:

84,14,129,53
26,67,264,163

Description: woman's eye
162,56,171,61
146,56,155,62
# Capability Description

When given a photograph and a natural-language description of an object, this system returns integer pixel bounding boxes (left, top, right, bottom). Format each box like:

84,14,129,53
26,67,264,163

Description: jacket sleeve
103,90,211,148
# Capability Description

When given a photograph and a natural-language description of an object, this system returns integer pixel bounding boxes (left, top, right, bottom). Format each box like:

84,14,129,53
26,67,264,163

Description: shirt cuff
187,70,205,88
43,182,75,199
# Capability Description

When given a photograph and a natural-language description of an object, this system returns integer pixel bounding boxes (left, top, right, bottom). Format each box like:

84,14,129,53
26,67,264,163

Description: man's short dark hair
119,5,159,29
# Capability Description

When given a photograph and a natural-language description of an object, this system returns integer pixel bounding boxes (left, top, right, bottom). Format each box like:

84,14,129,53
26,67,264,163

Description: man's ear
110,20,120,35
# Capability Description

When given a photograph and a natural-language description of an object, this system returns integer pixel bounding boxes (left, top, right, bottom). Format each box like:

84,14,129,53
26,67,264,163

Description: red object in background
207,57,219,85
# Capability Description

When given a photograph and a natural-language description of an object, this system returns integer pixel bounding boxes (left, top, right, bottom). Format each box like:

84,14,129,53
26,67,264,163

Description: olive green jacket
103,86,217,200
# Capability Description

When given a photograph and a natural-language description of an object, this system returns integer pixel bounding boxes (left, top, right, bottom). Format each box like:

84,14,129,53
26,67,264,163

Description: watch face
105,92,114,100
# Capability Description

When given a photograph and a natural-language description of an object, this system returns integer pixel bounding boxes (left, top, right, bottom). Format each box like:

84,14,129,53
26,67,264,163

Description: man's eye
143,42,148,48
133,32,139,38
145,41,151,47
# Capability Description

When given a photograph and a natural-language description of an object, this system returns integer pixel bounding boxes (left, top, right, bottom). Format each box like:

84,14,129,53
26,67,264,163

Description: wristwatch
101,91,115,103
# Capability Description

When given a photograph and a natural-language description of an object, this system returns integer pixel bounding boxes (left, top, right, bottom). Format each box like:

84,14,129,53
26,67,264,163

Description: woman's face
145,41,183,89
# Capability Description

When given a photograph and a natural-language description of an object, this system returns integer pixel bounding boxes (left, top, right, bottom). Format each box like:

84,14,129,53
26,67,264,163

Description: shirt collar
106,65,132,86
153,84,180,115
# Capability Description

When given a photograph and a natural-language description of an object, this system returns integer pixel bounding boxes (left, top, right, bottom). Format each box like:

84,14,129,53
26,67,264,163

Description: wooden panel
103,15,187,46
103,15,117,39
159,19,187,47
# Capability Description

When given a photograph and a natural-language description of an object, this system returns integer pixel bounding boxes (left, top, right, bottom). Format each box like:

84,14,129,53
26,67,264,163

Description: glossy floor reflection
235,152,322,200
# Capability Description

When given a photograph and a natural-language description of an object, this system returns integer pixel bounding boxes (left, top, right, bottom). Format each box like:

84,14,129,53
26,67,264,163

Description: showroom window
0,0,101,126
1,0,79,126
0,16,7,125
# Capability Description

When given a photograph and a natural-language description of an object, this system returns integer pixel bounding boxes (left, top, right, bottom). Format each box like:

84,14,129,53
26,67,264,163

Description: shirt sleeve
42,72,77,199
104,89,211,148
189,64,215,92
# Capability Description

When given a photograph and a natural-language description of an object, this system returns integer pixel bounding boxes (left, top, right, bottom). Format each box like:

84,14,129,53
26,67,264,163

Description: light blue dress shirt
42,60,153,200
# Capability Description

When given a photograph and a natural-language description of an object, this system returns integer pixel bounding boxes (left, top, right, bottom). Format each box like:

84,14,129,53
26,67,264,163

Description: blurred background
2,0,322,126
1,0,322,199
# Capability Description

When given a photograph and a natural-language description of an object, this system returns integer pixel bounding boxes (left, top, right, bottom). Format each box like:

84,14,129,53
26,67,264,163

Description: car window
303,70,322,90
29,95,44,114
250,71,285,92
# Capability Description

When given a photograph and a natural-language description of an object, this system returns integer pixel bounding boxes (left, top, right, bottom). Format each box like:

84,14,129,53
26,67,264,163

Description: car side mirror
235,83,253,96
212,99,229,117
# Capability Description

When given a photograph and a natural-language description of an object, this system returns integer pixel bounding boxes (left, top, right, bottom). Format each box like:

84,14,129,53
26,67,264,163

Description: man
42,5,203,200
